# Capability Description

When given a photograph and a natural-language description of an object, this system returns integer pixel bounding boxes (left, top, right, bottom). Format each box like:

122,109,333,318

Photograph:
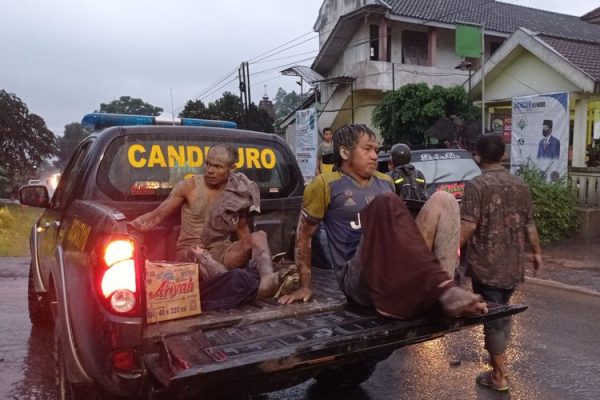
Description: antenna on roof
170,88,175,125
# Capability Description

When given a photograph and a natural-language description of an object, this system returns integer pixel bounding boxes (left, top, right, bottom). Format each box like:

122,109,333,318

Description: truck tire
28,263,52,326
54,292,112,399
314,359,378,388
55,319,77,400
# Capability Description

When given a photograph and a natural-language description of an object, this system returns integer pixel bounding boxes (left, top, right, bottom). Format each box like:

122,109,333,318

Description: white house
283,0,600,148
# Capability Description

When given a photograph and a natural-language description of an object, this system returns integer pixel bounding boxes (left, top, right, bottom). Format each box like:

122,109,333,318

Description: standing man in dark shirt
460,134,543,392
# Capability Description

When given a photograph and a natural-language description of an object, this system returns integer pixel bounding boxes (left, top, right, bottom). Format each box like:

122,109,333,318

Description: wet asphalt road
1,257,599,400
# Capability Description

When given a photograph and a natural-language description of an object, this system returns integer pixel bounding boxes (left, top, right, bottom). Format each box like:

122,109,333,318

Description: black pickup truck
20,120,526,399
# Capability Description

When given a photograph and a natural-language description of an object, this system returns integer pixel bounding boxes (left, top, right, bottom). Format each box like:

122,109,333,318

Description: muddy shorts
472,280,515,354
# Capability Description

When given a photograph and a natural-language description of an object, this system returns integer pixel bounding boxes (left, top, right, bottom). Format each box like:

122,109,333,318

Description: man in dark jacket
387,143,427,201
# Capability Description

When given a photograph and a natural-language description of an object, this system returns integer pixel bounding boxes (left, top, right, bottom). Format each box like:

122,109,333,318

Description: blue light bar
82,113,155,130
81,112,238,130
181,118,237,128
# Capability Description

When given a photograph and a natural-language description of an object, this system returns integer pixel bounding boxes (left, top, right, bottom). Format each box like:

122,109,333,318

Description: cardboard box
145,260,201,323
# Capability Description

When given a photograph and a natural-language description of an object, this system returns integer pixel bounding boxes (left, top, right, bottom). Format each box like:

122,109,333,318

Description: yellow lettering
148,145,167,167
128,144,146,168
167,145,185,168
186,146,203,167
260,149,276,169
68,220,91,251
236,148,245,169
246,148,261,168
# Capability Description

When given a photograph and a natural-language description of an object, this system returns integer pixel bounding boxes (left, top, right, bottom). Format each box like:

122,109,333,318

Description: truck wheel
54,298,111,399
54,294,77,400
314,359,378,388
28,263,52,326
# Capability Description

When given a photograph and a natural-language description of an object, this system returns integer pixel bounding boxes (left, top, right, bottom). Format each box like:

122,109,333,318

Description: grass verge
0,204,43,257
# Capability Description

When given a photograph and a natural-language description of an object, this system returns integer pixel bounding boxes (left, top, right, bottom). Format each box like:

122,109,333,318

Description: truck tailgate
143,269,527,396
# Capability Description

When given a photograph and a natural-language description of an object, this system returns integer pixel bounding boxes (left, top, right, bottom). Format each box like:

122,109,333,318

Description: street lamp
455,59,473,111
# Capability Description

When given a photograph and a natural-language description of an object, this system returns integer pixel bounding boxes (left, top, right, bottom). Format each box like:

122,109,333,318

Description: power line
248,30,316,63
250,35,319,64
251,50,319,65
198,76,238,101
191,68,238,101
250,56,316,77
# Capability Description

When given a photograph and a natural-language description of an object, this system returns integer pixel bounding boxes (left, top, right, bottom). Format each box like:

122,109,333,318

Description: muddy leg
250,231,273,278
415,191,460,277
191,246,228,279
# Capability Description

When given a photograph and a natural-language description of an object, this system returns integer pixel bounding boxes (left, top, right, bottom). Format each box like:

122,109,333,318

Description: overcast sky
1,0,596,135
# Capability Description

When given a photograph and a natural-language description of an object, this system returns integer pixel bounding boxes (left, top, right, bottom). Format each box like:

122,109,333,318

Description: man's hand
128,218,146,232
278,287,312,304
532,253,543,276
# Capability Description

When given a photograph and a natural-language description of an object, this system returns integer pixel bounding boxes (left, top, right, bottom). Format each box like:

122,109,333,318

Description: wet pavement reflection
1,257,599,399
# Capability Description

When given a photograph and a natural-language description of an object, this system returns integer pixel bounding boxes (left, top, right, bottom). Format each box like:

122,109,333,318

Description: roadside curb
525,277,600,297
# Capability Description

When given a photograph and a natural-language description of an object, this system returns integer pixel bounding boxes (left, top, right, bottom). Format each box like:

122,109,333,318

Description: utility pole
238,62,251,129
245,61,251,107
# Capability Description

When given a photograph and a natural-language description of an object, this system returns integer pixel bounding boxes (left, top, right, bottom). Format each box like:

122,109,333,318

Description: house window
370,24,391,61
402,30,428,65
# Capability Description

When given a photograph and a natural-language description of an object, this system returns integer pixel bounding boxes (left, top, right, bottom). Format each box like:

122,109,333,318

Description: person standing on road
460,134,543,392
279,123,487,320
315,127,334,176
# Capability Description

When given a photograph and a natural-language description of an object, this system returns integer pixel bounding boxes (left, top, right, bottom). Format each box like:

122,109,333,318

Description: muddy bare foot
440,286,488,317
274,265,300,299
192,246,228,279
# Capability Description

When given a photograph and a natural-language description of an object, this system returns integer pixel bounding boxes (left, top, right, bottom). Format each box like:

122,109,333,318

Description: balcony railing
570,168,600,207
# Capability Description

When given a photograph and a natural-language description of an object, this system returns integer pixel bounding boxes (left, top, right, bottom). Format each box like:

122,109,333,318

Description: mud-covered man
461,134,542,392
279,124,486,320
131,144,295,310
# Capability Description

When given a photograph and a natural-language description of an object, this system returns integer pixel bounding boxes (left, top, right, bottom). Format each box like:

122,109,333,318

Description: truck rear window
97,134,296,201
411,151,480,183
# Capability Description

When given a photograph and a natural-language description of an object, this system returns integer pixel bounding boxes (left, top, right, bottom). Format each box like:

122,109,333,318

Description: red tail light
99,237,140,315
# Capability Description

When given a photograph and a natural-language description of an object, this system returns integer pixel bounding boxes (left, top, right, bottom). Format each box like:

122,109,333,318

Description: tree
179,92,274,133
246,104,275,133
372,83,471,146
179,99,209,119
207,91,243,122
0,166,9,197
54,122,91,170
0,90,56,177
97,96,163,116
273,88,302,119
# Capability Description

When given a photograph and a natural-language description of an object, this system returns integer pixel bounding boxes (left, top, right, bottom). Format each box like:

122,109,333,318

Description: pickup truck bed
143,268,526,398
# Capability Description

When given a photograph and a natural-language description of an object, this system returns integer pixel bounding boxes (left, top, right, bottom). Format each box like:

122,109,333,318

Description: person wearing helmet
387,143,427,201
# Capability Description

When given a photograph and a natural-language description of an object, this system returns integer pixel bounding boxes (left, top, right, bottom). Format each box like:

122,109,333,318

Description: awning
280,66,325,85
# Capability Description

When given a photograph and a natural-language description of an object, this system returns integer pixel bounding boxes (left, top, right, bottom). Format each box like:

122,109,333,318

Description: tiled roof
581,7,600,22
539,35,600,81
385,0,600,44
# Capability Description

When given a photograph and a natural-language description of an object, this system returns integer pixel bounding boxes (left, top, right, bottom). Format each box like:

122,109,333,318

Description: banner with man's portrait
511,92,569,181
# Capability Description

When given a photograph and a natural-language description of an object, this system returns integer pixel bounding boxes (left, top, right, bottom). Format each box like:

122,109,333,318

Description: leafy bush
518,165,580,244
